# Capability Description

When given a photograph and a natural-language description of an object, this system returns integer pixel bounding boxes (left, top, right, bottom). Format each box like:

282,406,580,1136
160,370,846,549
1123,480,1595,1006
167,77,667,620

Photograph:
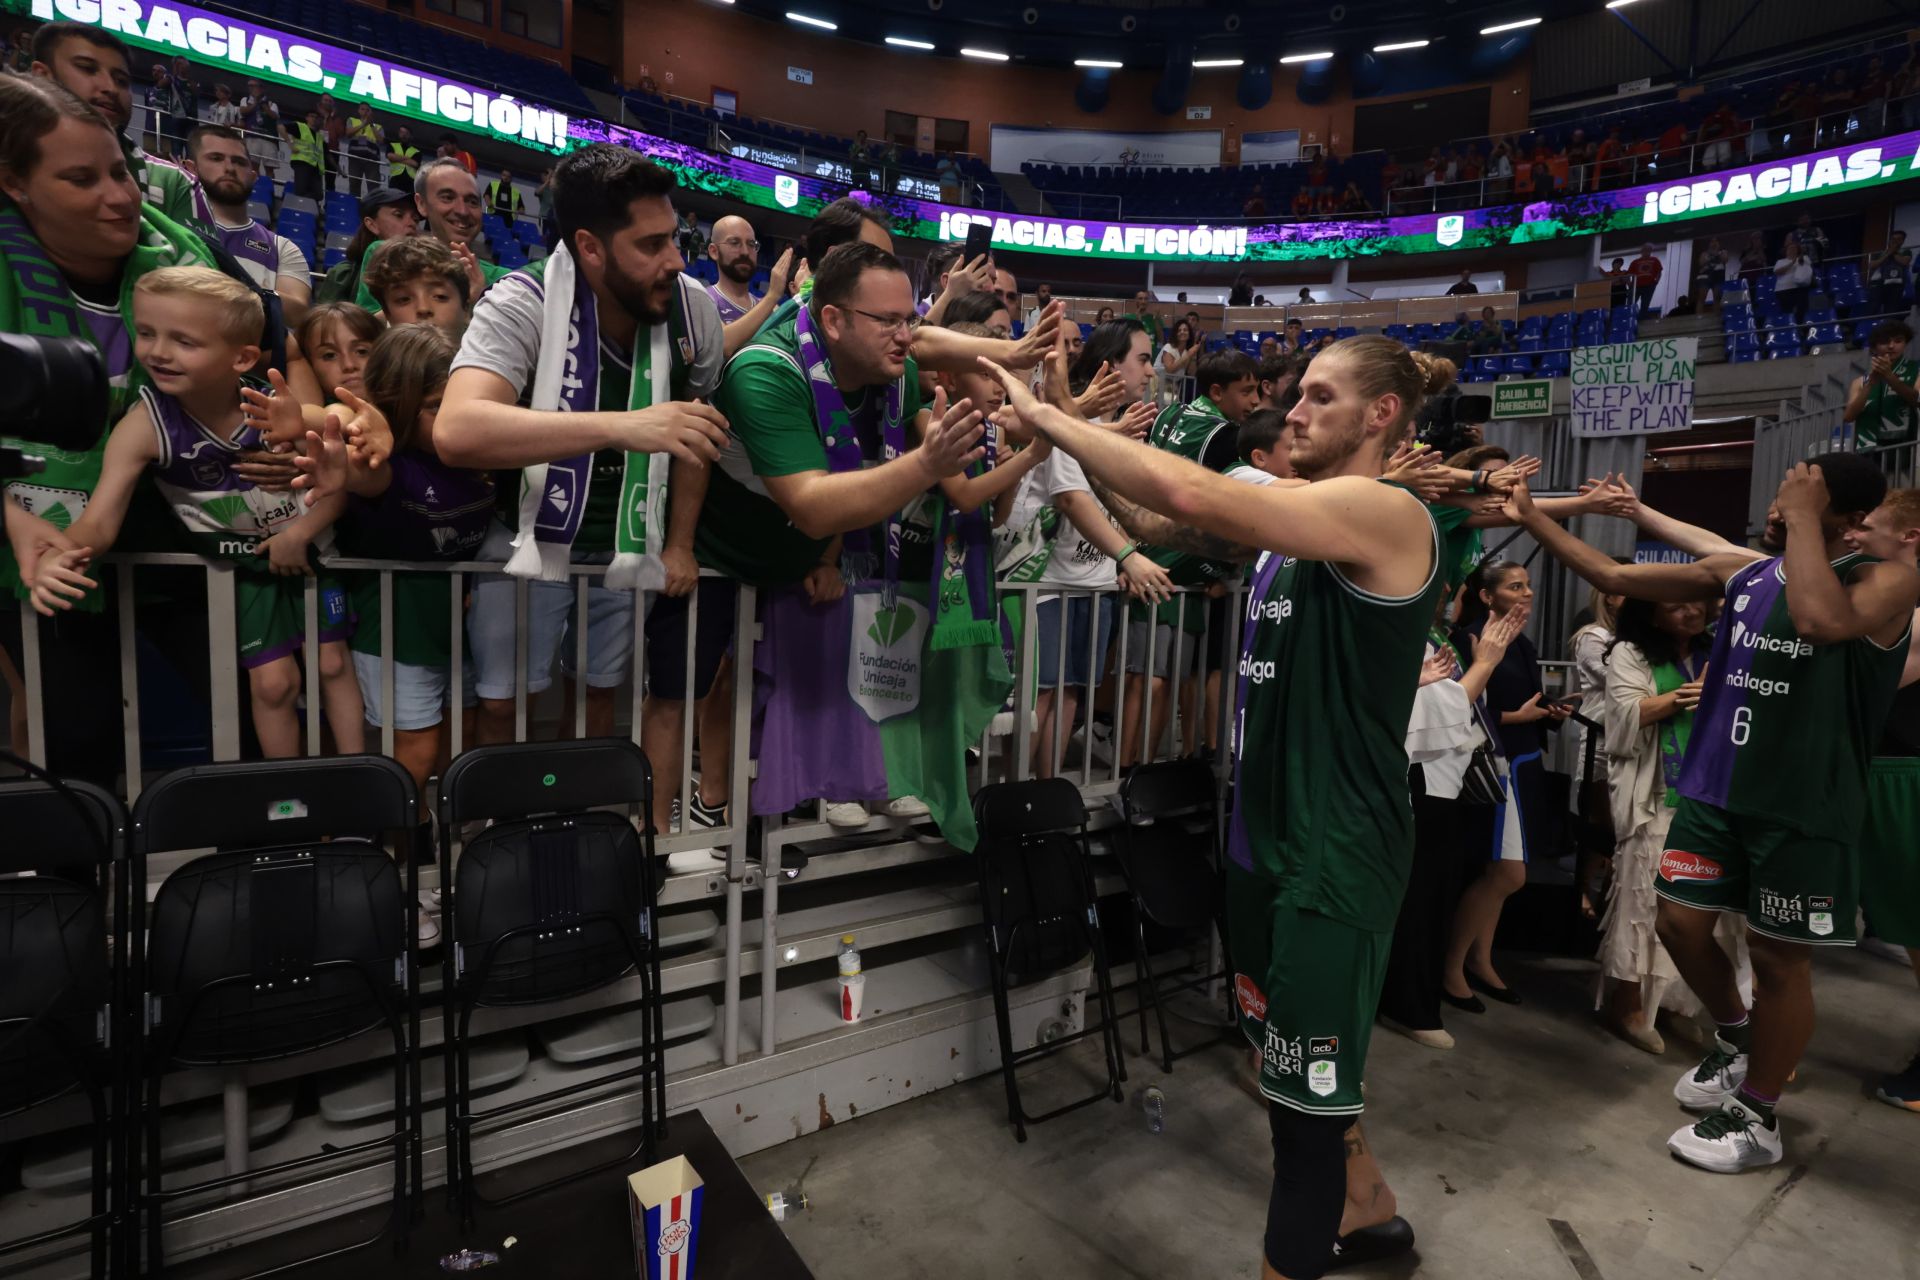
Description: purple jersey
1678,552,1909,838
143,386,301,558
343,451,494,561
705,282,758,326
191,183,286,291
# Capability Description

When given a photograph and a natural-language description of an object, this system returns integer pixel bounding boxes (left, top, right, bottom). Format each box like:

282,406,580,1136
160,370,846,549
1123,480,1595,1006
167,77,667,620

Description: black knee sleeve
1264,1104,1353,1280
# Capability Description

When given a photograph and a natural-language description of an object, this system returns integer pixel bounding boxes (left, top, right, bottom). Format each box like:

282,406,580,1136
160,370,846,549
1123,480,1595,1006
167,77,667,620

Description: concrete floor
739,947,1920,1280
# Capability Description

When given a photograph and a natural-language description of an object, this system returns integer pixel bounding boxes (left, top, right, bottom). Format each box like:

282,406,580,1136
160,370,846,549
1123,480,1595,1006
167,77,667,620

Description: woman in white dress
1597,595,1747,1051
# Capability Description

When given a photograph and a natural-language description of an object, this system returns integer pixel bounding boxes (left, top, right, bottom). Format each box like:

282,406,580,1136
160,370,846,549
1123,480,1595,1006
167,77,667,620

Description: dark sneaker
1874,1052,1920,1113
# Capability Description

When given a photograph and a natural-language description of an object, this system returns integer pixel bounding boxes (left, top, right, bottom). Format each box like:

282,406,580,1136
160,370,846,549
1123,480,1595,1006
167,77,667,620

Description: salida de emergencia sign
1490,379,1554,419
1570,337,1697,437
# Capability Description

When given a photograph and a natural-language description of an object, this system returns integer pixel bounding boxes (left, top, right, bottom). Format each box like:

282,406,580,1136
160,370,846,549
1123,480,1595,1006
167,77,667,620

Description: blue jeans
1035,593,1115,689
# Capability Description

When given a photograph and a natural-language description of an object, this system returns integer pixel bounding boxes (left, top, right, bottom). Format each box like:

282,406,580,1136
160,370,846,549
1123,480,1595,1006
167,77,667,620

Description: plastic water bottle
764,1188,810,1222
837,934,865,1022
1142,1085,1165,1134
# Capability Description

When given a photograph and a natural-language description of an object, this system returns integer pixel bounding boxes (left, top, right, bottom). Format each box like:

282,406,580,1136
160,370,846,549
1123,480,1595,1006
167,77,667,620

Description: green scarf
1652,654,1700,807
0,201,214,602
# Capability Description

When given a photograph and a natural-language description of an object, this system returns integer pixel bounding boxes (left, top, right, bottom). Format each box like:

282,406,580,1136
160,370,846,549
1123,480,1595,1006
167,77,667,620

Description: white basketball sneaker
1674,1037,1748,1111
1666,1100,1783,1173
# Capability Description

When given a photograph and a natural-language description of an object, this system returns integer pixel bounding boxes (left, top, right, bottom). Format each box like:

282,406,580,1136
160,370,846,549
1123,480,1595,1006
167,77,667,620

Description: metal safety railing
8,550,1240,1087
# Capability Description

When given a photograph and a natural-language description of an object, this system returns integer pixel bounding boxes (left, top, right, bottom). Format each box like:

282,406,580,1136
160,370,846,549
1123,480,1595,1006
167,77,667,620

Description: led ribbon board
23,0,1920,260
21,0,573,150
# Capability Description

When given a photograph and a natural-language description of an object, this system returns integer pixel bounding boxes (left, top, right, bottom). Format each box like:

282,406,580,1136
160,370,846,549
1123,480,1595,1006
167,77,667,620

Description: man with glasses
707,213,796,357
706,214,765,324
703,241,999,834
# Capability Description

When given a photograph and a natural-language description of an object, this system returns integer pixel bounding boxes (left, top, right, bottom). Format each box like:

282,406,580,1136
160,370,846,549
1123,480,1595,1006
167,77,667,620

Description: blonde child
30,266,364,758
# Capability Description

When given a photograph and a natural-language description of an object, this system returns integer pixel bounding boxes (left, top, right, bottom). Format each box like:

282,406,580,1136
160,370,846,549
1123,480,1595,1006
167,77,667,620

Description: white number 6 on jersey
1730,705,1752,746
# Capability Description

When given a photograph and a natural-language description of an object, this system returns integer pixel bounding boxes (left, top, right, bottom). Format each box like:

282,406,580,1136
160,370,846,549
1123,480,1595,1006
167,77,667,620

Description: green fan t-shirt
703,309,926,587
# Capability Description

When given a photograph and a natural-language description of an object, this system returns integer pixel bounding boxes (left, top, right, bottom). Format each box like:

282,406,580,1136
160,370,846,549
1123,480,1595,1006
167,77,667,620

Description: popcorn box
628,1155,703,1280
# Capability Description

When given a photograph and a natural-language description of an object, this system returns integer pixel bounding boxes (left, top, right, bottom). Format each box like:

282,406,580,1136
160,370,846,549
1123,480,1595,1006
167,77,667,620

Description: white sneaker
885,795,930,819
1674,1039,1748,1111
416,908,441,948
825,802,871,828
1666,1101,1783,1173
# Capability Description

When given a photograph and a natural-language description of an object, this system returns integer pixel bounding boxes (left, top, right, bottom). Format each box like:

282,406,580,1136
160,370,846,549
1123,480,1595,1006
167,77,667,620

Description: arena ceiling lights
1279,51,1334,63
1605,0,1644,6
885,35,935,48
1372,39,1431,51
1073,58,1124,68
1479,16,1543,31
961,46,1010,60
1192,57,1244,68
785,10,837,29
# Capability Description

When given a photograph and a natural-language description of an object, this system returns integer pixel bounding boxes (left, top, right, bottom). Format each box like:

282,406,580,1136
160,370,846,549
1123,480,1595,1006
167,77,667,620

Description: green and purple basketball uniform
145,386,352,668
1658,553,1910,944
1226,492,1442,1115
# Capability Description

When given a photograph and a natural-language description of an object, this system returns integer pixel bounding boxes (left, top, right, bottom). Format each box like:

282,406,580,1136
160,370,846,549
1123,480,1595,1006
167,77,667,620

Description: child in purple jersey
28,267,365,760
289,324,494,831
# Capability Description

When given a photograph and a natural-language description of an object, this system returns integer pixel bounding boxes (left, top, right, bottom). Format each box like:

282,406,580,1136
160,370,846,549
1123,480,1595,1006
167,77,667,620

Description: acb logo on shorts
1235,974,1268,1021
1309,1036,1339,1056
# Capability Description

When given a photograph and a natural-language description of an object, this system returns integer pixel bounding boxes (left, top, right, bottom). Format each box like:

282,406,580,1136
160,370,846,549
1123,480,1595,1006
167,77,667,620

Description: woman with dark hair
1441,558,1568,1008
1094,304,1115,324
0,74,223,784
1157,318,1199,394
1596,595,1745,1052
315,187,420,304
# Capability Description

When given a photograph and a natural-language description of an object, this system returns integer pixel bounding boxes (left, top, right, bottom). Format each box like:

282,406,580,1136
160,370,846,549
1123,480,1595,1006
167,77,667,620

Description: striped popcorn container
628,1156,704,1280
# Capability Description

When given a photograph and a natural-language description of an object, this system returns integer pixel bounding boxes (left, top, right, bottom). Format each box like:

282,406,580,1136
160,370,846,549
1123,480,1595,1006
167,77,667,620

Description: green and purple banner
22,0,1920,262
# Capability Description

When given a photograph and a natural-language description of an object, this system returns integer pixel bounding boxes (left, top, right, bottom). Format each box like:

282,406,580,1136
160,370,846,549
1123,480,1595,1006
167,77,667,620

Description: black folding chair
972,778,1126,1143
0,773,124,1280
1113,759,1234,1073
128,756,419,1276
435,739,662,1226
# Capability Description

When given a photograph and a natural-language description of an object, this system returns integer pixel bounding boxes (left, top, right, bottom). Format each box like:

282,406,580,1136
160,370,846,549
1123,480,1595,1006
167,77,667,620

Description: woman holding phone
1442,559,1568,1009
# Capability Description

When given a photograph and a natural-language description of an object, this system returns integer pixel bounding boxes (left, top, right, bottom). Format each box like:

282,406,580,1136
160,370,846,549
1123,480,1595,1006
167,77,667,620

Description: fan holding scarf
436,145,734,836
0,74,223,786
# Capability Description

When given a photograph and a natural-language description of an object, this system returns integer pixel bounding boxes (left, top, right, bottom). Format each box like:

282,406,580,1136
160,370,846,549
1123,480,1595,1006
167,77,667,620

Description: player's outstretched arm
982,356,1428,583
1503,480,1751,604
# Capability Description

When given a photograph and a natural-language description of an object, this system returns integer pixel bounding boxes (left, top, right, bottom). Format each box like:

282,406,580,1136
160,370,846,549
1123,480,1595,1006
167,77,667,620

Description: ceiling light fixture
1479,16,1542,32
961,46,1010,61
1280,51,1334,63
1192,57,1244,68
1372,39,1430,51
1074,58,1124,68
785,11,837,30
885,35,935,48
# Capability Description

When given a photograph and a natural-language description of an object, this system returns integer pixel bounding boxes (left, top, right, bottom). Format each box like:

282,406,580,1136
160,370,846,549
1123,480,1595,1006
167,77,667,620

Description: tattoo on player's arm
1088,477,1255,562
1344,1128,1366,1159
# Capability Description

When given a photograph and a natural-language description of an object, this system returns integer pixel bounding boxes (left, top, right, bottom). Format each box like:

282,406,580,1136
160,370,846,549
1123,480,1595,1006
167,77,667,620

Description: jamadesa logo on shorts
1235,974,1268,1021
1660,849,1724,883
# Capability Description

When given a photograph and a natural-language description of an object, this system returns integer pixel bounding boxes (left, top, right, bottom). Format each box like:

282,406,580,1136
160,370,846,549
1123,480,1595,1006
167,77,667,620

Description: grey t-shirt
450,266,726,551
452,267,725,401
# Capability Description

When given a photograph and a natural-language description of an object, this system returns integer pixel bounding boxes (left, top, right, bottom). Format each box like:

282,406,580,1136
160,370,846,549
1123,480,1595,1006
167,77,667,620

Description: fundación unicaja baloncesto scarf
791,299,1000,650
506,242,696,589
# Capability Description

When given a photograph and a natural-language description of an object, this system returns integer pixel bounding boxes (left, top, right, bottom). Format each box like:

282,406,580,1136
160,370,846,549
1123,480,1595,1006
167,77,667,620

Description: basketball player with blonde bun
982,335,1451,1279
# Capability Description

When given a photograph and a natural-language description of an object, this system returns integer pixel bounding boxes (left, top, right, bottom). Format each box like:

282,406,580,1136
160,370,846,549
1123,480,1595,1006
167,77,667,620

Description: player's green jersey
1145,395,1241,627
1679,552,1911,840
1852,356,1920,448
1225,489,1443,931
